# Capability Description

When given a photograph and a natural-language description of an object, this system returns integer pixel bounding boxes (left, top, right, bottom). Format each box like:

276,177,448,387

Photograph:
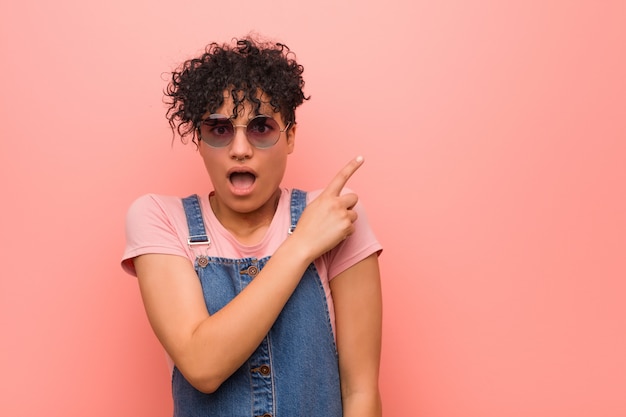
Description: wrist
278,232,317,265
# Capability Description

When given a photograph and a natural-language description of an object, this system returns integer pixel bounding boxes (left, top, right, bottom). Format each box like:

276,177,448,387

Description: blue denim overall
175,190,342,417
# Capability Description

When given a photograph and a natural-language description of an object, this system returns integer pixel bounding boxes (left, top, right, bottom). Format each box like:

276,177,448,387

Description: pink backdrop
2,1,625,416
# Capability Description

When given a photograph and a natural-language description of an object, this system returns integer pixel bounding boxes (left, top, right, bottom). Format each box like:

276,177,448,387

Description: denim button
251,365,271,375
247,265,259,276
197,256,208,268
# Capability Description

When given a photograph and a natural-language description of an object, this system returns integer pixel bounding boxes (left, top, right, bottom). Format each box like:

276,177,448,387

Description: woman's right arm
134,156,364,394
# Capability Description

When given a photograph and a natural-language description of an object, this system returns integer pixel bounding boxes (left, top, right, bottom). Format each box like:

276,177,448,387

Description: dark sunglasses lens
247,116,281,148
200,115,233,147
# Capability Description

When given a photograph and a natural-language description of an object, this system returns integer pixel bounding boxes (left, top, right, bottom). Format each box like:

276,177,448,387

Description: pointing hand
291,156,364,261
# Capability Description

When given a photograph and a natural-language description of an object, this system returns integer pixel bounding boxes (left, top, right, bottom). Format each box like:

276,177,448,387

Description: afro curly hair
165,36,309,146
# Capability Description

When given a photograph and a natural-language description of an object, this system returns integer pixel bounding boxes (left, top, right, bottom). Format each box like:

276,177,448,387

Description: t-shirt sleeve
121,194,189,276
308,189,382,280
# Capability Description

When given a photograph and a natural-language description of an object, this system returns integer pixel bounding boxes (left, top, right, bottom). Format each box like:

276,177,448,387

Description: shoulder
126,193,205,228
125,193,196,244
126,193,185,219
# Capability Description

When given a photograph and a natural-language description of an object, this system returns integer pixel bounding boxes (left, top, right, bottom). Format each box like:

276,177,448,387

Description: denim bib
174,190,342,417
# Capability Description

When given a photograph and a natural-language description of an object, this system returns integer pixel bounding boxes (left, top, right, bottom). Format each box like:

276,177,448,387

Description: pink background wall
1,1,625,416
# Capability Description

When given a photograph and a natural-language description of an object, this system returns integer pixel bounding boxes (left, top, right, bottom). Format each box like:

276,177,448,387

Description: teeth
230,172,255,179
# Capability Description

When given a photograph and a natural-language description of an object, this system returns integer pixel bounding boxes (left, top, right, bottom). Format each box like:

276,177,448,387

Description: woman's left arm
330,252,383,417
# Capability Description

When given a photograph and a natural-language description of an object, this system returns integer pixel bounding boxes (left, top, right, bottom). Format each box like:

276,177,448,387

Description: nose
229,125,253,161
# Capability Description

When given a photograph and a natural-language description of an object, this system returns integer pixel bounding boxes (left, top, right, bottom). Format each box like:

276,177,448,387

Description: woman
122,36,383,416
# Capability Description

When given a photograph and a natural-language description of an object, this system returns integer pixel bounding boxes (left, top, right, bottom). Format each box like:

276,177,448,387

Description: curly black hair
165,37,309,145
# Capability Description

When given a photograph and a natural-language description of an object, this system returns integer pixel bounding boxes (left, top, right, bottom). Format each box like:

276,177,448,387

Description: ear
286,123,296,154
197,135,210,158
197,135,204,153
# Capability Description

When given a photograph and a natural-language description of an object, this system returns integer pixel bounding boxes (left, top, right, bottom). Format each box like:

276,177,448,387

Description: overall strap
181,195,210,246
289,189,307,234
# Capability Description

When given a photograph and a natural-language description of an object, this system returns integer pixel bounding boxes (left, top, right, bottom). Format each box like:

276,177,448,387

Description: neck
209,189,281,245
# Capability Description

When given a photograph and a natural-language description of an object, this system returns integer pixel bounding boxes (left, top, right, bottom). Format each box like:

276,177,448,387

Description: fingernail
356,155,364,163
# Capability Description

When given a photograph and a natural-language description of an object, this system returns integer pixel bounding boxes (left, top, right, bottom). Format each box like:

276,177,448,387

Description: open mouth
229,171,256,190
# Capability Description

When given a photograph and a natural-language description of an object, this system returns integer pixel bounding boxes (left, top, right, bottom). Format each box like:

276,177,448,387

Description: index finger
323,156,364,196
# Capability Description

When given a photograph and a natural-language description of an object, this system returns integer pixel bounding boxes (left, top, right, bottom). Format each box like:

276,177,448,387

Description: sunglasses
198,114,291,149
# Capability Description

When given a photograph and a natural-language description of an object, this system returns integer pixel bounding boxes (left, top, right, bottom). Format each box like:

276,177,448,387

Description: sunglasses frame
198,114,292,149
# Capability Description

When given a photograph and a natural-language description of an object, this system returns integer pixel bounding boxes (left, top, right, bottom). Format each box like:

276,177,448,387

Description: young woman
122,37,383,417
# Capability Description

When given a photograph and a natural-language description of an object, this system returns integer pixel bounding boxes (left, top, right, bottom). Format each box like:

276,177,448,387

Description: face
198,91,296,218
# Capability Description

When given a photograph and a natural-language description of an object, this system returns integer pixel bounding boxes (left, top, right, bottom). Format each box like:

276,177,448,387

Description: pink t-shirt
122,188,382,331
